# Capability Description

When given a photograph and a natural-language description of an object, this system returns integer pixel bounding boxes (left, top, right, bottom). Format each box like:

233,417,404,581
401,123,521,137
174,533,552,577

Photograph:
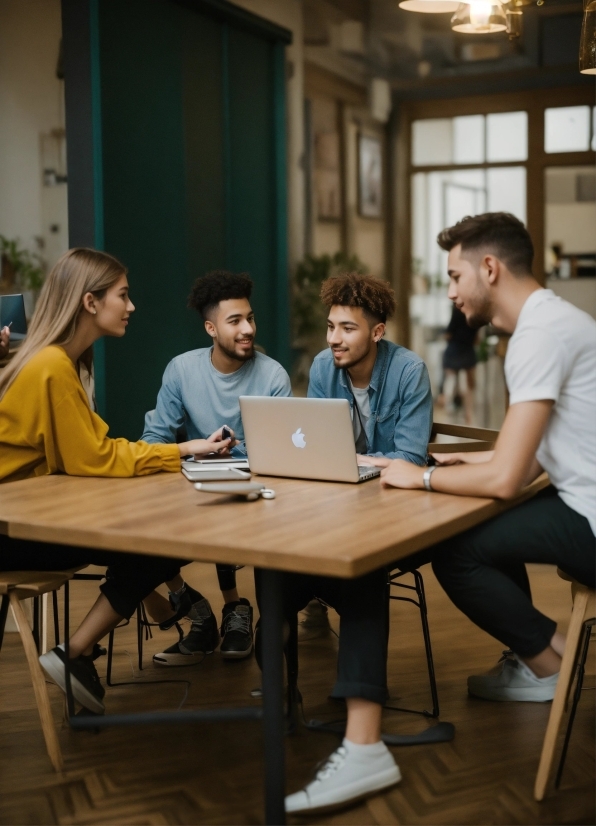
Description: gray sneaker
153,598,219,666
298,599,331,641
467,650,559,702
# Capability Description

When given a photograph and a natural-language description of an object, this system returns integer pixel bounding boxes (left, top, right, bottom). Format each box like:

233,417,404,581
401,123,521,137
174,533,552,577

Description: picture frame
358,133,383,218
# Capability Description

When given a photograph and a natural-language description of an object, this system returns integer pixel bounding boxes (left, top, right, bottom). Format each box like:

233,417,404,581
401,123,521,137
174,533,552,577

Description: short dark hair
437,212,534,276
188,270,253,319
320,272,396,324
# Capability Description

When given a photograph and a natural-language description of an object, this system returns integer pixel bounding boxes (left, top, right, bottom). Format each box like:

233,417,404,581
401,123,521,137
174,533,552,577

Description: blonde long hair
0,248,127,401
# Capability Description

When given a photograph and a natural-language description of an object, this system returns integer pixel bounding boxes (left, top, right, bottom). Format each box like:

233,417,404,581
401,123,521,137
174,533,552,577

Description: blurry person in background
441,305,478,425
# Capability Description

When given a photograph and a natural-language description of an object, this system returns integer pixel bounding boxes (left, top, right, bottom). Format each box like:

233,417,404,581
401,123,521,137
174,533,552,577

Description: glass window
544,106,591,153
453,115,485,164
412,119,452,166
487,166,526,223
592,107,596,152
486,111,528,162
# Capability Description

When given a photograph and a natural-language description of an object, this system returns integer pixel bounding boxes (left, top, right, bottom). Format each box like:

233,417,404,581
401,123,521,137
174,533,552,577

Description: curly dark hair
188,270,253,319
320,272,396,324
437,212,533,276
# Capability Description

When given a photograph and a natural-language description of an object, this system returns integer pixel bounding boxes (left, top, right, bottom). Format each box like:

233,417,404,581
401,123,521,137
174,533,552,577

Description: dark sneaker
39,645,105,714
220,599,253,660
153,598,219,666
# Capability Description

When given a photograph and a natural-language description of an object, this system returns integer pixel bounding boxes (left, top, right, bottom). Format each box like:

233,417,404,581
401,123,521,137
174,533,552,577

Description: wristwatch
423,464,438,492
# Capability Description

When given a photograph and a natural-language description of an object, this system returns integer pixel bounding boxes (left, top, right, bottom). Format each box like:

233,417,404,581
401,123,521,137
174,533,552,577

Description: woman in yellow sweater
0,248,233,713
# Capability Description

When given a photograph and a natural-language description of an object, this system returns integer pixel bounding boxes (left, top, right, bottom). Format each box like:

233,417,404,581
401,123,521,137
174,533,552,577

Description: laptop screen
0,294,28,340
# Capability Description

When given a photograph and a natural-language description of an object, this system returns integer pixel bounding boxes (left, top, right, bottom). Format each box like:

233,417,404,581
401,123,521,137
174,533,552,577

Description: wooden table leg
259,569,286,825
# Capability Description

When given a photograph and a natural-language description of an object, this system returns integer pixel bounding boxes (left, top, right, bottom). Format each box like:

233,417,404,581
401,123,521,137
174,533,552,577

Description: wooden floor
0,562,594,825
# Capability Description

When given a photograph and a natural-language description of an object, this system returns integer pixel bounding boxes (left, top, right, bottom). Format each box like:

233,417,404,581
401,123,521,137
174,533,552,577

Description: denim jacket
307,340,432,465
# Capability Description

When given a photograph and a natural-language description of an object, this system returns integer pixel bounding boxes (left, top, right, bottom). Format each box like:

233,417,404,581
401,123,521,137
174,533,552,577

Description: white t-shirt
505,289,596,535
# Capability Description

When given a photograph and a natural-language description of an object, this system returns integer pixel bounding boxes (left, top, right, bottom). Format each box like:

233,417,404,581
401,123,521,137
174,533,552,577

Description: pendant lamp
451,1,507,32
579,0,596,73
399,0,459,12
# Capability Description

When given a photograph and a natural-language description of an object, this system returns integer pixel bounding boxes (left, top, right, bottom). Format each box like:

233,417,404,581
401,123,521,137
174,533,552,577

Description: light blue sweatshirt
141,347,291,456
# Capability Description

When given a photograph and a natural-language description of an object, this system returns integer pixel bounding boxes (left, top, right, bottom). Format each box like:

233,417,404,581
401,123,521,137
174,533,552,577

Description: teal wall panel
81,0,289,439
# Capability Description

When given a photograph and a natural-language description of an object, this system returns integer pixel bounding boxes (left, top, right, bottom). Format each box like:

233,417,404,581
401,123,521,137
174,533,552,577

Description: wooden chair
534,570,595,801
428,421,498,454
0,569,79,772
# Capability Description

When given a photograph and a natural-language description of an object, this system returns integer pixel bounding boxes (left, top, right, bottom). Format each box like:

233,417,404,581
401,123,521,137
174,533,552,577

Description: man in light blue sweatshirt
141,271,291,666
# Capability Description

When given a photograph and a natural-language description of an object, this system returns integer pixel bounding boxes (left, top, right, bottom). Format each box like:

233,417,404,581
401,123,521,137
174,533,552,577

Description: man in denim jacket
283,273,433,817
308,272,432,465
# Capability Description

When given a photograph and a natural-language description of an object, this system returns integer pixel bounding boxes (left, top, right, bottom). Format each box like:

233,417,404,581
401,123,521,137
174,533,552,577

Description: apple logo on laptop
292,427,306,449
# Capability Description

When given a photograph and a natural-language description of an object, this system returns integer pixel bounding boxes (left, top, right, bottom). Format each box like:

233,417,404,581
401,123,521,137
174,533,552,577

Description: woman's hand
380,459,425,489
0,326,10,359
178,427,237,459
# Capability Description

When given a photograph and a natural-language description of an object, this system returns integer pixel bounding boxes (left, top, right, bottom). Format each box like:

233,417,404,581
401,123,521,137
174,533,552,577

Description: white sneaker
285,739,401,814
467,651,558,702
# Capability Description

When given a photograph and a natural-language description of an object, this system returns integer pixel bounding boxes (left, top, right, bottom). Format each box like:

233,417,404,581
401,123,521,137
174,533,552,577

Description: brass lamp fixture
579,0,596,73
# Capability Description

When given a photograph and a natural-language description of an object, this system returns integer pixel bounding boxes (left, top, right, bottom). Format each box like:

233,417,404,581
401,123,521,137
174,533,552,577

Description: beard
217,338,255,362
464,280,493,330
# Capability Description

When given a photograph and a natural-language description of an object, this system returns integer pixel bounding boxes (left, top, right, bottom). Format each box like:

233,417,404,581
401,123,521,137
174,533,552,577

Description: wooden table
0,472,549,824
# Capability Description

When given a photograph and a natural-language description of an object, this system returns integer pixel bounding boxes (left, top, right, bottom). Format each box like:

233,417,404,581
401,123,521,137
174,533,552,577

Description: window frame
391,86,596,346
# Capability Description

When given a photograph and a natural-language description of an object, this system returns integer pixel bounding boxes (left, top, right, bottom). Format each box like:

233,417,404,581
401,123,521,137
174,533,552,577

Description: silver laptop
239,396,381,484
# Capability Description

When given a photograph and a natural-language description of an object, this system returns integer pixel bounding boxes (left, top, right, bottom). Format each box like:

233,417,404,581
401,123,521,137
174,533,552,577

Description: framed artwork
358,134,383,218
314,131,342,220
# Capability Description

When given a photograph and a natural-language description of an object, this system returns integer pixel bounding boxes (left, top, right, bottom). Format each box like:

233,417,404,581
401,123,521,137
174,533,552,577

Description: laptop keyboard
358,465,379,477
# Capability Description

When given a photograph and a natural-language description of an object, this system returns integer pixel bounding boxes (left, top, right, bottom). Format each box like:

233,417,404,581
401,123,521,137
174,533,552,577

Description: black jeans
428,488,596,658
0,534,187,620
256,568,389,705
216,563,237,593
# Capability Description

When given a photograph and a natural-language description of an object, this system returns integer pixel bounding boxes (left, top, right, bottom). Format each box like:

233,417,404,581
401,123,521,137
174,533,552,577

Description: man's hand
430,450,494,466
178,427,238,459
382,401,552,499
0,326,10,359
380,459,424,489
357,454,391,468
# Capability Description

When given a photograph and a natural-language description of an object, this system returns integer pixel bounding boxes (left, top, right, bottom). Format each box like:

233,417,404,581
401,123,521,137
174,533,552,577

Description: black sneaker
220,599,253,660
153,598,219,666
39,645,105,714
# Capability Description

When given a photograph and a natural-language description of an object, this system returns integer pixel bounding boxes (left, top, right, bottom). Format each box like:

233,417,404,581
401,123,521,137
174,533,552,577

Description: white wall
0,0,68,269
229,0,305,273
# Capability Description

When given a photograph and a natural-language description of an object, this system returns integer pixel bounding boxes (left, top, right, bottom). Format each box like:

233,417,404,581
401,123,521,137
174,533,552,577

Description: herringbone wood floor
0,563,593,825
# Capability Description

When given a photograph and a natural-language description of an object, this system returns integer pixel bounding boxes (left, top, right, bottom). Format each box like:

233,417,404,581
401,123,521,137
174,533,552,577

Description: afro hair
188,270,253,319
320,272,396,323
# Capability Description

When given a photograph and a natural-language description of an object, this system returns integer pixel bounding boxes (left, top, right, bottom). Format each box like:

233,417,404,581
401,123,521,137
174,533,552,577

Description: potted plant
0,235,45,318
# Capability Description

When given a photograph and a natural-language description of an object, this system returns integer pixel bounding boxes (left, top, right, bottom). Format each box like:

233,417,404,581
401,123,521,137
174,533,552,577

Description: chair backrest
428,422,499,454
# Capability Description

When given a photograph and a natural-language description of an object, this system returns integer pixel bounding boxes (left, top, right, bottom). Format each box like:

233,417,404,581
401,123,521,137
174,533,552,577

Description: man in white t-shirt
373,212,596,702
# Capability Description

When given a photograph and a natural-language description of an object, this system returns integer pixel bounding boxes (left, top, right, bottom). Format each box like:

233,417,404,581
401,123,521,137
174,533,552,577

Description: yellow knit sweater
0,346,180,483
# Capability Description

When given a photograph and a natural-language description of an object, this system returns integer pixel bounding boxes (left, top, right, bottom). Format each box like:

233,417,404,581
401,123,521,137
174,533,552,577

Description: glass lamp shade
579,0,596,74
451,1,507,32
399,0,460,12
